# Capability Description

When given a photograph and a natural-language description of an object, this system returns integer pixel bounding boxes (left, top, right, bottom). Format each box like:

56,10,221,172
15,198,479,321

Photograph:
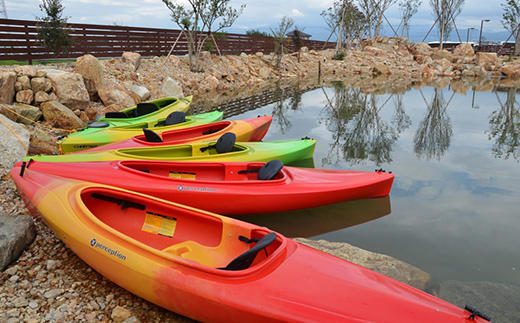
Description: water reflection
270,84,304,134
320,82,399,166
233,196,391,238
413,89,454,160
488,87,520,161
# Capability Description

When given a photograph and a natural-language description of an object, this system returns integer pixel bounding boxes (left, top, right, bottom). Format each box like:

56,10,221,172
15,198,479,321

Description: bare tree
357,0,396,38
501,0,520,56
429,0,464,50
321,0,365,53
270,16,294,69
162,0,245,72
398,0,422,39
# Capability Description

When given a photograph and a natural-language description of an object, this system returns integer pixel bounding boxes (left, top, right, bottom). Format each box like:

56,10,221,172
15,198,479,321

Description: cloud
290,9,306,17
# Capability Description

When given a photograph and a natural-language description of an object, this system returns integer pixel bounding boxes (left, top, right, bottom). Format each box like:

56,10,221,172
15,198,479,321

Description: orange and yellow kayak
10,167,490,323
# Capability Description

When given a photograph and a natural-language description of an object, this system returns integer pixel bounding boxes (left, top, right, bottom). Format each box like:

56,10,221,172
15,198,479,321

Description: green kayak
58,109,223,153
30,135,316,166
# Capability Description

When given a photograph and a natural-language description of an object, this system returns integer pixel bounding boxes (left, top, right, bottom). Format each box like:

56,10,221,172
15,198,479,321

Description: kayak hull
10,168,488,323
59,108,222,153
14,160,394,214
80,115,273,153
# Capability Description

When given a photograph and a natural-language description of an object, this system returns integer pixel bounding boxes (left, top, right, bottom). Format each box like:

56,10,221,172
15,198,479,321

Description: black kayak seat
165,111,186,126
215,132,236,153
105,111,129,119
221,232,277,271
257,159,284,180
143,128,163,142
136,102,159,117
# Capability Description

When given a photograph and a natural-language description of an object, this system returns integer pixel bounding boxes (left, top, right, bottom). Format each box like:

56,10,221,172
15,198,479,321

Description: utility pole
0,0,7,19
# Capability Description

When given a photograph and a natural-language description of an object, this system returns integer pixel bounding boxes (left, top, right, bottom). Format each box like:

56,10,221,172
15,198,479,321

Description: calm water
215,82,520,288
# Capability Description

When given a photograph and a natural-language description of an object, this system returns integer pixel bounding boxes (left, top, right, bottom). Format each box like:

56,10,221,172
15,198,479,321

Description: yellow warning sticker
142,212,177,238
169,172,196,180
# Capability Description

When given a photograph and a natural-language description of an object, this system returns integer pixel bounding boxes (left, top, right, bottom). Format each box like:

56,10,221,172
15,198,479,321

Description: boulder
433,281,520,323
0,70,16,104
15,89,34,105
414,42,432,54
294,238,431,291
0,114,30,169
432,49,452,61
14,65,38,78
13,103,42,125
40,101,85,130
30,77,47,93
34,91,51,106
17,75,31,90
363,46,385,56
500,65,520,77
0,103,17,122
0,214,36,272
476,52,497,66
29,128,60,156
161,77,184,98
122,52,141,70
75,54,105,98
372,63,391,75
124,84,150,101
98,85,135,108
45,70,90,110
453,43,474,56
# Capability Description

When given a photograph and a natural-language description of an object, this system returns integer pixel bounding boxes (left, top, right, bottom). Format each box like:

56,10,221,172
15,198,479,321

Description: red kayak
74,115,272,154
16,159,394,215
10,166,491,323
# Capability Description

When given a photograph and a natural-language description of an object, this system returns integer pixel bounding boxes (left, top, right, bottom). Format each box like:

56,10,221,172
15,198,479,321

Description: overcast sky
4,0,511,43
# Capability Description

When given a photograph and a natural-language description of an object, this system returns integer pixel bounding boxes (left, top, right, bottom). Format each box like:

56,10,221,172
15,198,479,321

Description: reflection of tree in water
414,88,453,160
392,94,412,133
488,88,520,161
271,82,303,134
320,82,401,166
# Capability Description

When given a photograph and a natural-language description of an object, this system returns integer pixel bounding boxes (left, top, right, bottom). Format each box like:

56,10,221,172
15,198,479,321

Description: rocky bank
2,36,520,322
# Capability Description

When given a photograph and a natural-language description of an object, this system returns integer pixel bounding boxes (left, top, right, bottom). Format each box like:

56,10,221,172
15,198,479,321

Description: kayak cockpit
80,187,283,271
117,160,286,182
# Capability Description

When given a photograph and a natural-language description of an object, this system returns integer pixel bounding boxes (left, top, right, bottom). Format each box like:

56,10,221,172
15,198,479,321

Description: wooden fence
0,18,335,64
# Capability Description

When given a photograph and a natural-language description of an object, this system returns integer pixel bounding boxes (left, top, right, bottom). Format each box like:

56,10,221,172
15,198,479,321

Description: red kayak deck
16,159,394,214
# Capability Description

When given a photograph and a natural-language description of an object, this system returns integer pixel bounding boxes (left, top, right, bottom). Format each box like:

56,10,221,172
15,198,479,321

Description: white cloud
290,9,306,17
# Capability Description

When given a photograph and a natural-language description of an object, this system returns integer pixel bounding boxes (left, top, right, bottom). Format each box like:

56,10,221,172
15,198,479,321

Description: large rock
432,49,452,61
29,128,60,156
98,85,135,108
0,103,17,122
0,114,30,169
14,65,38,78
414,42,432,54
15,89,34,105
372,63,391,75
40,101,85,130
13,103,42,125
161,77,184,98
0,214,36,272
45,70,90,110
75,54,105,98
30,77,48,93
294,238,431,291
453,43,475,56
476,52,497,66
124,84,150,101
122,52,141,70
0,70,16,104
433,281,520,323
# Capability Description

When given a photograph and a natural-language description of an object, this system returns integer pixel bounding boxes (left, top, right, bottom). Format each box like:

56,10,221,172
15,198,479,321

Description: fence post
25,23,32,65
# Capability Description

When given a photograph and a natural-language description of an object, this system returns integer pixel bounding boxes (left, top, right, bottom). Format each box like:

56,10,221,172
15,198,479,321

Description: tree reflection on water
413,88,454,160
489,87,520,161
319,81,402,166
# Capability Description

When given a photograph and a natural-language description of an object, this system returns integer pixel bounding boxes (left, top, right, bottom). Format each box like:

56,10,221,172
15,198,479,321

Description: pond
208,80,520,294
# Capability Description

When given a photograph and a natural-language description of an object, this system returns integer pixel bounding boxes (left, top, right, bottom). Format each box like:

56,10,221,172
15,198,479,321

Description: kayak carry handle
19,159,34,177
92,193,146,211
464,305,491,321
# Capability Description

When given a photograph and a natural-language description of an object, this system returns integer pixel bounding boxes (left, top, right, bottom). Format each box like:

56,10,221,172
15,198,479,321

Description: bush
332,52,347,60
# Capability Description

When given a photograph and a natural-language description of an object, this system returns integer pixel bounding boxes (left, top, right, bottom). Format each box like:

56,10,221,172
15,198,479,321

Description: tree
321,0,365,54
270,16,294,69
35,0,73,62
357,0,397,38
398,0,422,38
429,0,464,50
501,0,520,56
162,0,245,72
246,29,270,37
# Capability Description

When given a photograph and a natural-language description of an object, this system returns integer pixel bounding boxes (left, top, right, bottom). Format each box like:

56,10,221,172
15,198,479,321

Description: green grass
0,59,76,66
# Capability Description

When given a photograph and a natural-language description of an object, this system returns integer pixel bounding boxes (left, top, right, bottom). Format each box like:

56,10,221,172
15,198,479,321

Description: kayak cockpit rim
114,160,288,183
74,184,288,277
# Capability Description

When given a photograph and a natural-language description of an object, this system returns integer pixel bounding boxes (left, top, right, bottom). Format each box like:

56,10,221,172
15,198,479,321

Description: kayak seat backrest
105,111,129,119
216,132,236,154
136,102,159,117
143,129,163,142
221,232,277,271
165,111,186,126
257,159,284,180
